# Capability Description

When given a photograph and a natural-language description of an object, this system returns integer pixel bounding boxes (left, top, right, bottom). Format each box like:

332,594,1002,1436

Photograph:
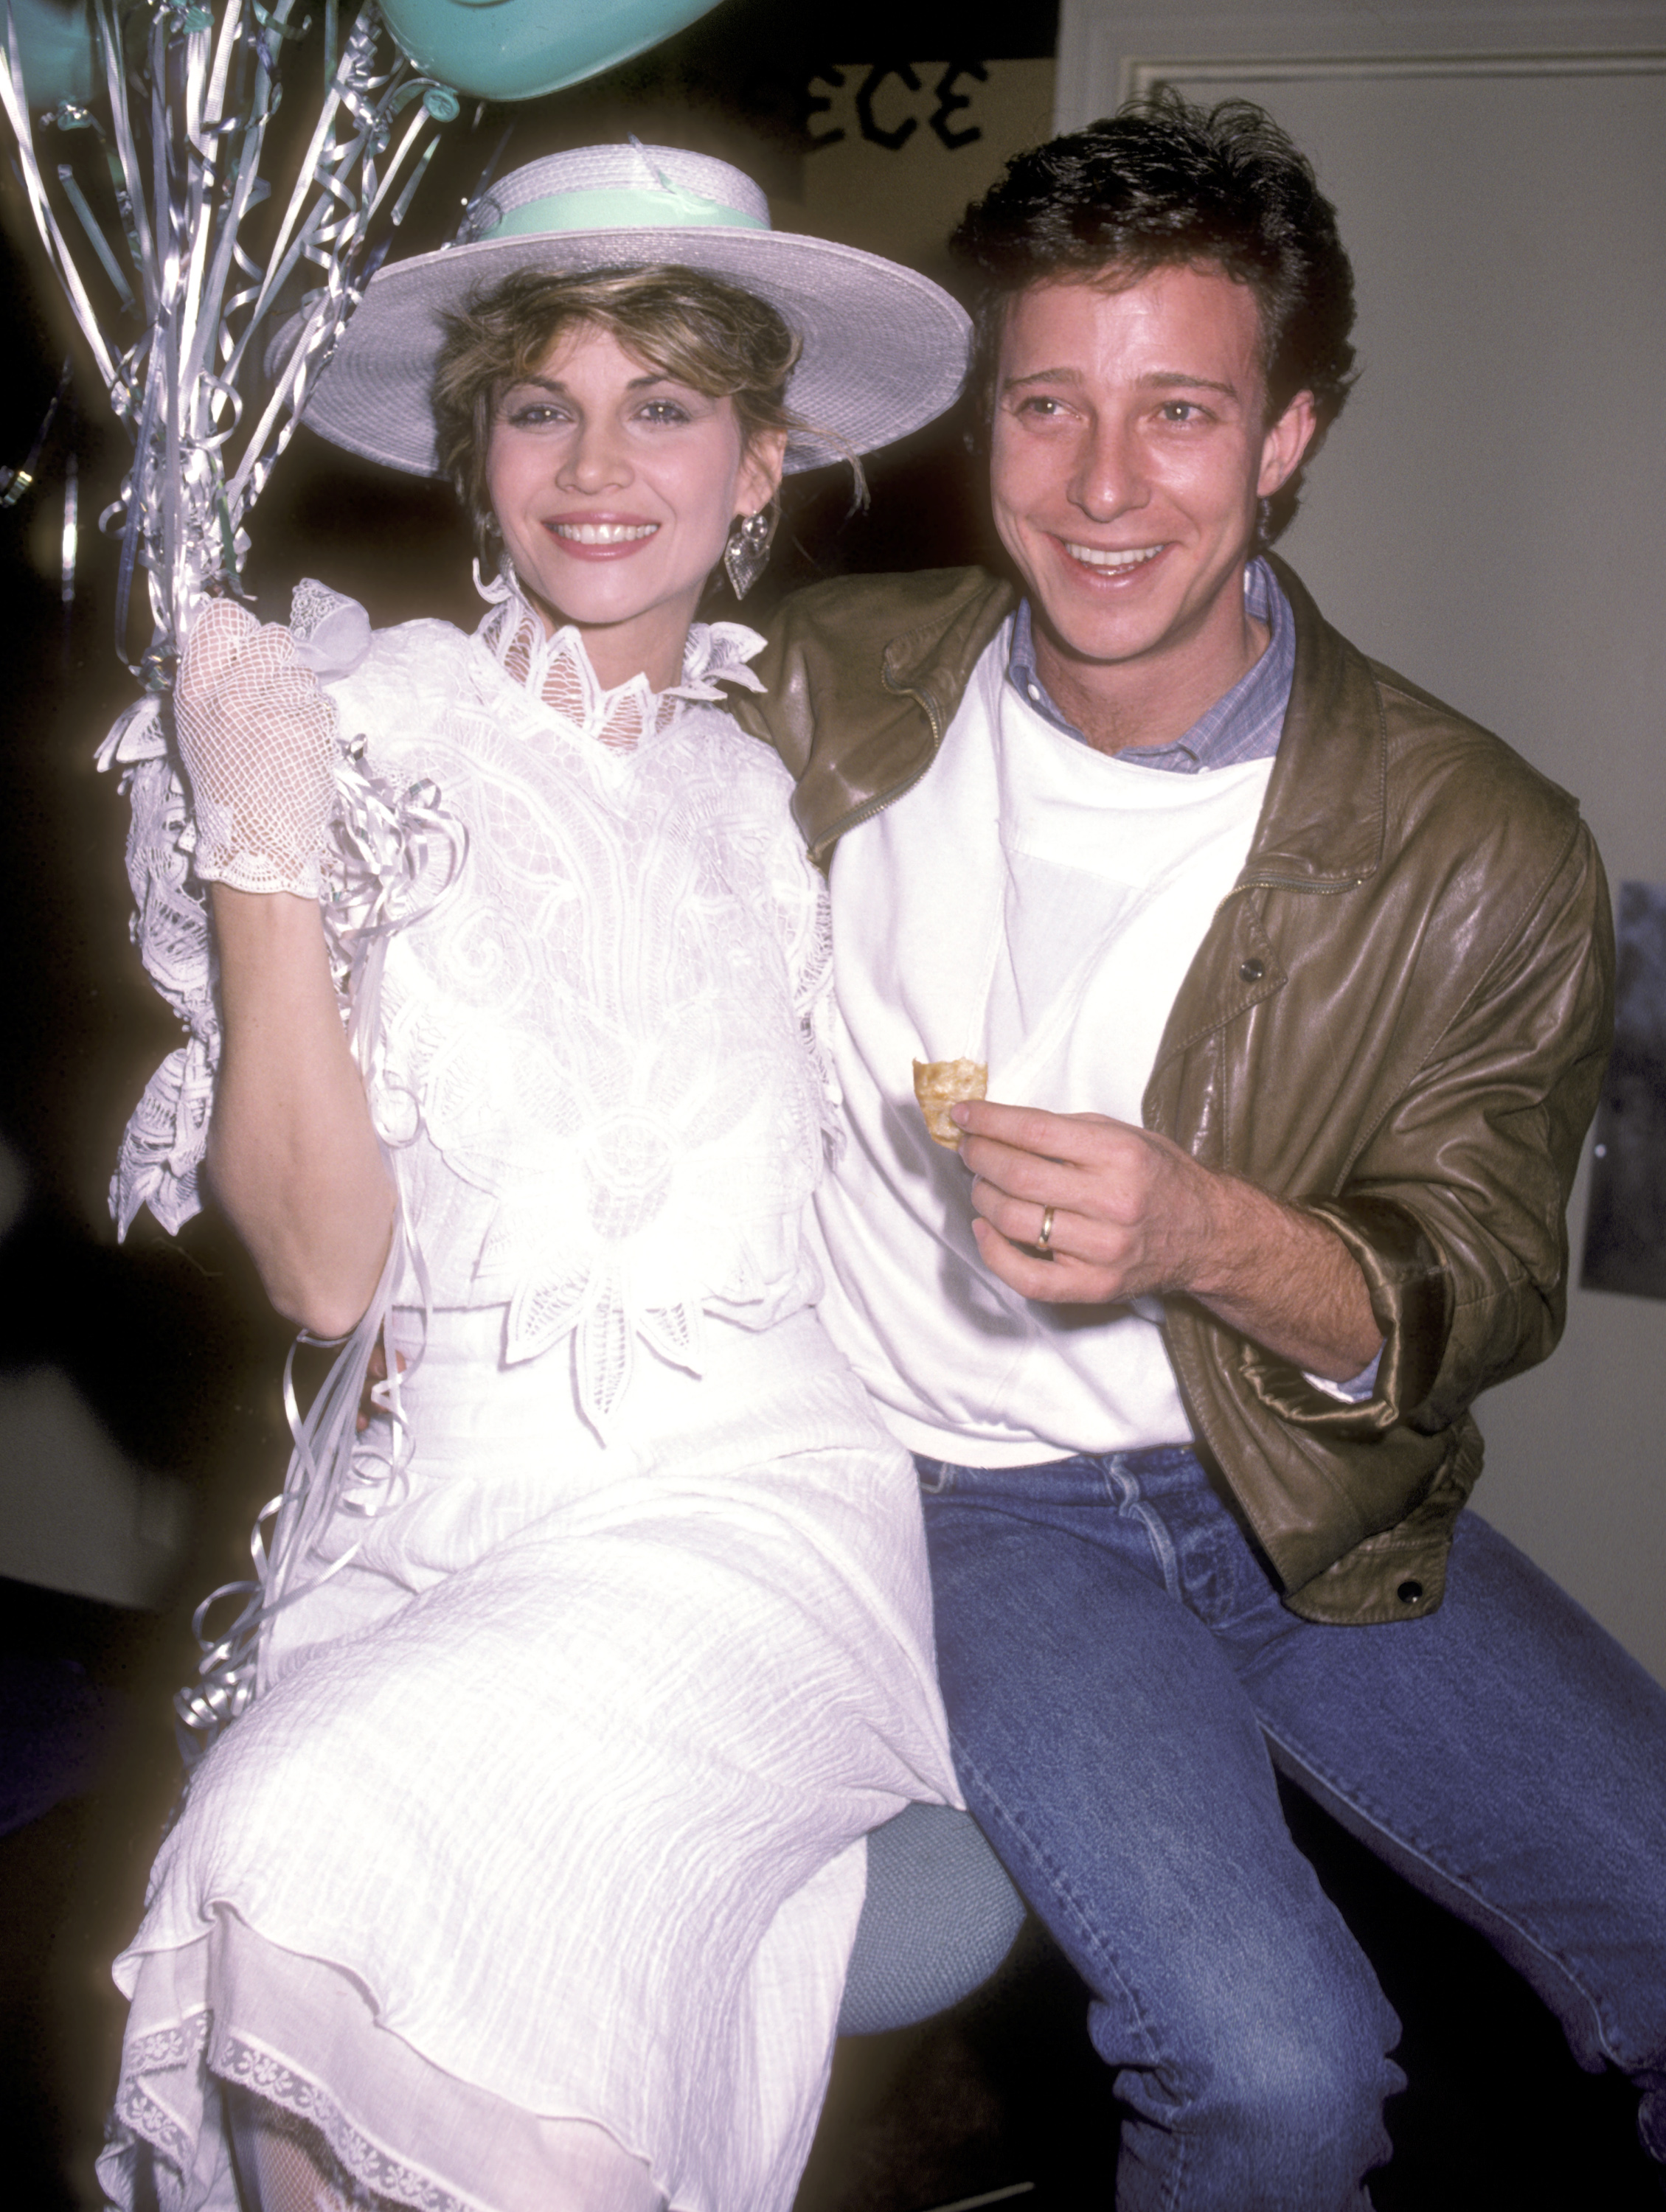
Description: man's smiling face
989,263,1316,728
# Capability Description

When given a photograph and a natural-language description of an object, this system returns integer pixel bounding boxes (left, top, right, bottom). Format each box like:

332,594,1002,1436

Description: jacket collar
877,556,1385,889
742,555,1386,880
879,571,1018,732
746,568,1018,865
1240,556,1388,890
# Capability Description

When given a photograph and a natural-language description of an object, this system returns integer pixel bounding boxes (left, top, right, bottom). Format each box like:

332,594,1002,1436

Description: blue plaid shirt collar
1007,557,1295,773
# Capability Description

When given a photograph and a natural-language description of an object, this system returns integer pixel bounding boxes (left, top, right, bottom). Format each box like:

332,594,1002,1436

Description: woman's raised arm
178,603,395,1336
207,885,393,1335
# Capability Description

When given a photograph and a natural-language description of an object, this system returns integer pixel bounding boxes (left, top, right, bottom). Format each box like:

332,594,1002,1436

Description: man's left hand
952,1097,1381,1381
954,1099,1221,1307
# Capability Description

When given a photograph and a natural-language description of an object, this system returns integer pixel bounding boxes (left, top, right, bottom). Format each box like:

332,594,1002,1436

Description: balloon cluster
0,1,466,677
0,0,723,676
5,0,97,111
379,0,721,105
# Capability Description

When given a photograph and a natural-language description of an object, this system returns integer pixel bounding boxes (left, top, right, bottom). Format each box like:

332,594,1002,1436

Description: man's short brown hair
952,92,1358,541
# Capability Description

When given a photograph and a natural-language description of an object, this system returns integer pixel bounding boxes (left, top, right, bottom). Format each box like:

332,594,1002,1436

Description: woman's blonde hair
434,263,852,557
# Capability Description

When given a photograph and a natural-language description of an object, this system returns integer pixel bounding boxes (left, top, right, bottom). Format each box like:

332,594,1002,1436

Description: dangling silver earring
723,510,774,601
1256,494,1273,546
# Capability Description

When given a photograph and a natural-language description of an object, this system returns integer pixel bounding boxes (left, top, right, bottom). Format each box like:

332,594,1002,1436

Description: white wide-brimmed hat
299,142,971,476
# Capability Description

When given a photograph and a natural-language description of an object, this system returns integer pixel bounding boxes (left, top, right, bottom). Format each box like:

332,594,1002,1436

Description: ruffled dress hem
103,1910,671,2212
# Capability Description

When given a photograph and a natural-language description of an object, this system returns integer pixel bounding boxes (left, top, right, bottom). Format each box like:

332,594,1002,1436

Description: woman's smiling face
485,319,783,692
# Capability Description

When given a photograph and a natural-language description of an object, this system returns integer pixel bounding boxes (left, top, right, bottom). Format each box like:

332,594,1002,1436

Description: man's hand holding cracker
953,1096,1380,1382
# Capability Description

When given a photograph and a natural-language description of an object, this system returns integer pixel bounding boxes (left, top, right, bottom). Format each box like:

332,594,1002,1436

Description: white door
1058,1,1666,1679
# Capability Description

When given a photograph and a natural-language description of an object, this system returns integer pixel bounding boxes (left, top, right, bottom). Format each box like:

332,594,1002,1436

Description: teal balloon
7,0,97,111
378,0,724,105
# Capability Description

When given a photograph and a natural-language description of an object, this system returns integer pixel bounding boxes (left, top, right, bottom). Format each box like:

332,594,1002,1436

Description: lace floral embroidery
221,2044,471,2212
403,647,829,1427
102,582,772,1244
476,566,766,751
109,2007,471,2212
107,2008,209,2183
123,2009,212,2075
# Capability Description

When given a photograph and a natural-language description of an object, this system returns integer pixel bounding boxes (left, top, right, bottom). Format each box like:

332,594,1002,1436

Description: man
730,95,1666,2210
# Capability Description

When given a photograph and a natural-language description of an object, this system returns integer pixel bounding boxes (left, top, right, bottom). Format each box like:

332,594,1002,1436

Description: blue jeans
917,1446,1666,2212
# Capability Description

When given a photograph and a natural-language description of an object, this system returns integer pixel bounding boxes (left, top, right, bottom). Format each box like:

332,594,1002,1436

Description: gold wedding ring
1037,1205,1055,1250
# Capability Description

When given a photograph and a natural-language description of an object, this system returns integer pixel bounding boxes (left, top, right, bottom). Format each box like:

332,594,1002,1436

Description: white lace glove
173,598,339,897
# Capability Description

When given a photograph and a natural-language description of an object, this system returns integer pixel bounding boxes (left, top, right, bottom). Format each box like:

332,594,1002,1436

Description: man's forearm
954,1099,1381,1382
1184,1170,1381,1382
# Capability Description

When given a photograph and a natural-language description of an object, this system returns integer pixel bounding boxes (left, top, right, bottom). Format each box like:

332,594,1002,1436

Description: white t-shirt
811,624,1273,1466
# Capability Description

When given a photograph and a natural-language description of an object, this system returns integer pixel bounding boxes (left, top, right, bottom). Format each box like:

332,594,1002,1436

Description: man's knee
1093,1950,1401,2210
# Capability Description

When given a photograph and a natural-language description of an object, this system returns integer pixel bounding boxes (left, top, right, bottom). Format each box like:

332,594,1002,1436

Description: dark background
1583,882,1666,1298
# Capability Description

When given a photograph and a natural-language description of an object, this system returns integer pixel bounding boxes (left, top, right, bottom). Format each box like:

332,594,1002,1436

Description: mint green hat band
487,184,769,242
292,143,972,479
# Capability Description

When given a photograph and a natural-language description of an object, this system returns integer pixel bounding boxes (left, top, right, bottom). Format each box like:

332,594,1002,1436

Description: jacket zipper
1231,872,1366,898
1167,862,1371,1592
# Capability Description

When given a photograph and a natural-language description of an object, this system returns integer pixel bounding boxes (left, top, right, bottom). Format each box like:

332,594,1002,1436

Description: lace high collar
474,565,766,752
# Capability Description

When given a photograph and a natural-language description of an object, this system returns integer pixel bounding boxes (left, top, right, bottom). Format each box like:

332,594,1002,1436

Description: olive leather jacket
727,557,1614,1625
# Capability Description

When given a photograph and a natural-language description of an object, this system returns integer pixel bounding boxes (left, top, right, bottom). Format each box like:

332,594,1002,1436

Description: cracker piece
912,1058,988,1150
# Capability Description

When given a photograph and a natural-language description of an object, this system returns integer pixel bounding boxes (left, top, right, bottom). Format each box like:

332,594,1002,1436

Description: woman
100,143,969,2212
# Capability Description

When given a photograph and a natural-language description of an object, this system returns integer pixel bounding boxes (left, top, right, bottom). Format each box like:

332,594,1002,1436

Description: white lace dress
95,585,958,2212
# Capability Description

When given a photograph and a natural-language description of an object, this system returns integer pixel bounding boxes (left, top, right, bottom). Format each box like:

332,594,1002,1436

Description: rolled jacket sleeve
1321,821,1610,1436
1162,801,1614,1615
